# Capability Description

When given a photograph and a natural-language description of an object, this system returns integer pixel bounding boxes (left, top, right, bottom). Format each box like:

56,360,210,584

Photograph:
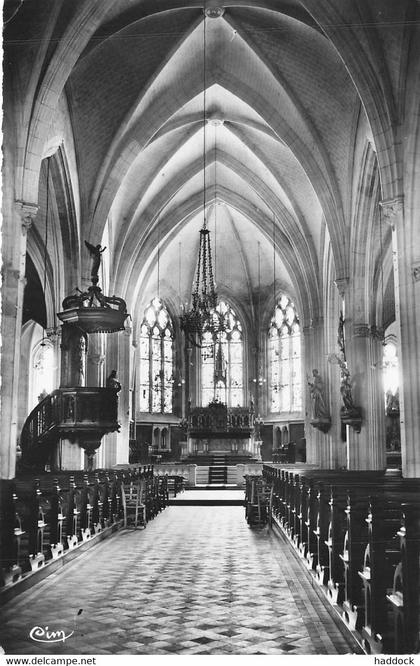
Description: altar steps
168,489,245,506
185,454,258,465
196,464,249,486
208,454,228,484
196,465,228,485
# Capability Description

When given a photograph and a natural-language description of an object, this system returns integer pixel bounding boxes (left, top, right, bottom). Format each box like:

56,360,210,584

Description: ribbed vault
10,0,388,331
58,2,369,332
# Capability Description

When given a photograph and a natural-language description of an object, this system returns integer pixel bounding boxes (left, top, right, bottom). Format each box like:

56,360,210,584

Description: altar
184,401,259,458
190,436,252,455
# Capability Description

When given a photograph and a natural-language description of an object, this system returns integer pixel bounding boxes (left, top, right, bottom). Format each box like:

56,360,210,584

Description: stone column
58,324,87,470
115,326,131,465
345,323,386,470
46,326,62,388
60,324,87,387
1,201,38,479
380,197,420,477
302,323,317,465
303,318,338,468
326,279,349,469
86,333,105,387
100,326,131,467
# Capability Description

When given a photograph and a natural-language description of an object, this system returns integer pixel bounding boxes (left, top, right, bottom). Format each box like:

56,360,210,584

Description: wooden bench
0,466,165,588
262,463,420,654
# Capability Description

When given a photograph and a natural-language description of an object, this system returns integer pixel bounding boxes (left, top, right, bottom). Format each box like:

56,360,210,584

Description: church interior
1,0,420,657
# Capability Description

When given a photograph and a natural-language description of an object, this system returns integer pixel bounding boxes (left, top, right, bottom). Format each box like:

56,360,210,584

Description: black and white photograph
1,0,420,661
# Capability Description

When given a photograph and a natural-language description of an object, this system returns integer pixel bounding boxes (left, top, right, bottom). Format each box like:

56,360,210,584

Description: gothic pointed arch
139,297,174,414
268,294,302,414
200,299,244,407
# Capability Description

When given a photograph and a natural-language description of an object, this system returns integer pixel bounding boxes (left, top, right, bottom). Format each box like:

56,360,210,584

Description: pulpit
20,387,120,470
20,246,129,471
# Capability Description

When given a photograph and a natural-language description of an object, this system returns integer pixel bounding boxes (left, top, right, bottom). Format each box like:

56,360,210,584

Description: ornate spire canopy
57,242,129,334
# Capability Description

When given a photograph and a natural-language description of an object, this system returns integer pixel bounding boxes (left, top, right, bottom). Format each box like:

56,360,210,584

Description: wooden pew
0,484,25,586
358,498,402,654
262,463,420,655
386,504,420,654
0,466,168,590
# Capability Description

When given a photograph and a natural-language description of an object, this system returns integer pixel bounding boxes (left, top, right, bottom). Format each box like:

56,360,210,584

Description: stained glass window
269,297,302,413
139,298,173,413
200,301,243,407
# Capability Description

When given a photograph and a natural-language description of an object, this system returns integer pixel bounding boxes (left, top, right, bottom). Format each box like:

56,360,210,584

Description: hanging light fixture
40,157,50,349
179,11,224,348
252,241,266,388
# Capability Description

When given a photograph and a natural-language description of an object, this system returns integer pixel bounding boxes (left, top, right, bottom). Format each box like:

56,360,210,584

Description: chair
121,479,146,529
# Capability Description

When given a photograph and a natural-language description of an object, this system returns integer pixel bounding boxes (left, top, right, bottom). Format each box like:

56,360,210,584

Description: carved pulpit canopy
57,242,129,334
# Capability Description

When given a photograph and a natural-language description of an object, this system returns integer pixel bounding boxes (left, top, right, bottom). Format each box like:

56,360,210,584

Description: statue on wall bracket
329,312,362,433
307,369,331,433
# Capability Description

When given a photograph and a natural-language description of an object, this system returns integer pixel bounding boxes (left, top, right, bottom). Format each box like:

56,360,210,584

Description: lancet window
201,301,244,407
139,298,173,413
268,295,302,413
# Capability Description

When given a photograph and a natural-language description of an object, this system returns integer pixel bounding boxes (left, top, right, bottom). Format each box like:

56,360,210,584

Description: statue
386,388,400,415
38,389,48,402
339,362,355,413
106,370,121,392
337,311,345,357
85,241,106,285
308,369,329,419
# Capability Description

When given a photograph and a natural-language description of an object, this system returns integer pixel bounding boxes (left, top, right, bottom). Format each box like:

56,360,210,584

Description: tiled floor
0,505,360,655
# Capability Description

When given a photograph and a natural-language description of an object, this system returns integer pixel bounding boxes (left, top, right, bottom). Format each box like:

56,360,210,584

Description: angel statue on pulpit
85,241,106,285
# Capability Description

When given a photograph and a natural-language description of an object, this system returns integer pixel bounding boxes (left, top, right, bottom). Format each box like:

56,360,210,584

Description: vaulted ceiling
11,0,380,329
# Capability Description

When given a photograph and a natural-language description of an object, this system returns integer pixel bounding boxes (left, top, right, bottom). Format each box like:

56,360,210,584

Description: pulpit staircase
19,387,120,470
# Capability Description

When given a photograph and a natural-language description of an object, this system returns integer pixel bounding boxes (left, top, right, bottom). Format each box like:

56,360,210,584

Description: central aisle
1,505,360,655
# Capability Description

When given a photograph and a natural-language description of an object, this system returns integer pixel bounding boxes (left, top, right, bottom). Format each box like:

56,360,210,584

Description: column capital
351,323,385,340
15,200,38,234
379,196,403,229
334,277,349,298
46,326,61,343
352,323,370,338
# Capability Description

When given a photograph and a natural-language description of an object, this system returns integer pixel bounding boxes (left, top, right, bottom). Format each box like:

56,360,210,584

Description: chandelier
179,11,224,348
180,224,224,347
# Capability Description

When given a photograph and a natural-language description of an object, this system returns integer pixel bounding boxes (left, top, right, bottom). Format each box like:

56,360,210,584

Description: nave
2,0,420,659
0,504,360,656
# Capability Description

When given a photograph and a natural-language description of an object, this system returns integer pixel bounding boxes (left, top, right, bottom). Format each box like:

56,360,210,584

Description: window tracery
139,298,173,413
201,300,244,407
268,295,302,413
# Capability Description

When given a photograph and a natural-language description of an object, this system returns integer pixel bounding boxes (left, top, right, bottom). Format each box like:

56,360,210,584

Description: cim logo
29,626,74,644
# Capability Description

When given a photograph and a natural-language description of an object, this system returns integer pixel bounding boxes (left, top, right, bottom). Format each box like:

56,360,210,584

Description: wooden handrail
20,387,120,461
